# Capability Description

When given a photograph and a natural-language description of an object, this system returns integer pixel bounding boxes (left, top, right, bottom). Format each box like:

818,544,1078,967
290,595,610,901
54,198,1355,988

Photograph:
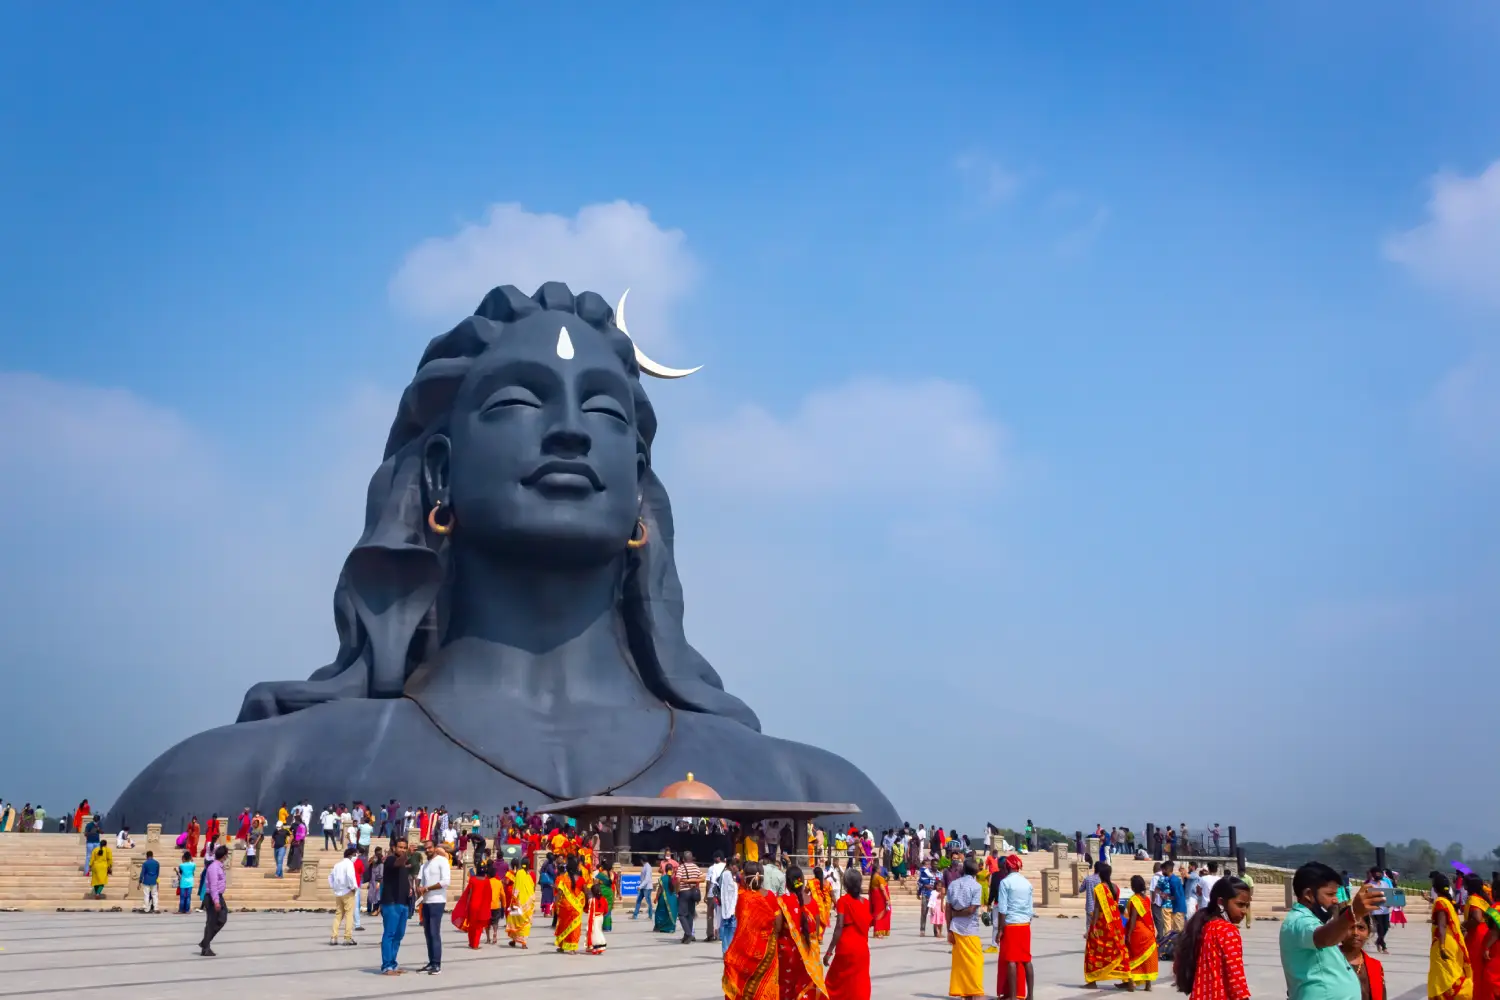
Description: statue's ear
423,434,451,504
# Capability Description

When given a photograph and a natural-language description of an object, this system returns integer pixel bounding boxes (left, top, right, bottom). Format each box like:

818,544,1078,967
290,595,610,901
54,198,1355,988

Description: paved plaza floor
0,909,1434,999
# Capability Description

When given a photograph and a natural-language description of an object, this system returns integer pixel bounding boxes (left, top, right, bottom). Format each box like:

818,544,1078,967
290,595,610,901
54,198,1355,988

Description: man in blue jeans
378,840,412,974
631,856,654,918
272,824,288,878
718,859,740,955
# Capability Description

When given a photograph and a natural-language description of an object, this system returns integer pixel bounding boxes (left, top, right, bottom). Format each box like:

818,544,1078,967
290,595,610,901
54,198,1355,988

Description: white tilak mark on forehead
556,326,575,360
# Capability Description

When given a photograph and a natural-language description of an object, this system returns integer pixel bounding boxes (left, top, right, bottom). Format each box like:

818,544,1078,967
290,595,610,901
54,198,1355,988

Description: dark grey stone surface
108,283,898,832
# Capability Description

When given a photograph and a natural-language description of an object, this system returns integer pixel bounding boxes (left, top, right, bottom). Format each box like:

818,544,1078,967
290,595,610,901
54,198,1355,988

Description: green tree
1441,843,1465,865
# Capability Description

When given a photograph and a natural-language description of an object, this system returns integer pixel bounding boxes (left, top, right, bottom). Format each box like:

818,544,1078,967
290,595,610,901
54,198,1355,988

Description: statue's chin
468,527,630,570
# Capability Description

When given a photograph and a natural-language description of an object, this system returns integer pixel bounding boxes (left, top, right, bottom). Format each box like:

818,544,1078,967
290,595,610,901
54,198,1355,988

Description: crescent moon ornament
614,288,703,379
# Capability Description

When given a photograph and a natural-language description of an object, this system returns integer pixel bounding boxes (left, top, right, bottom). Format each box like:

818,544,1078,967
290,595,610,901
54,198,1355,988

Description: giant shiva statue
109,282,898,829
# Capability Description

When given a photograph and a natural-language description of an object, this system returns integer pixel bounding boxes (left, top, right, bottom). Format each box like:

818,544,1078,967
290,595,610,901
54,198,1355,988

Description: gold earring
427,502,454,536
626,518,649,549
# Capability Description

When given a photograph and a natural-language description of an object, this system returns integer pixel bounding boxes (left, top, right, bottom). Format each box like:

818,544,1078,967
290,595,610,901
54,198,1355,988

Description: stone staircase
0,831,474,912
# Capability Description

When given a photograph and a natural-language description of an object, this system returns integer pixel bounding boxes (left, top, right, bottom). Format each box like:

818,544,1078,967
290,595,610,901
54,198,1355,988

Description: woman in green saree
653,863,678,933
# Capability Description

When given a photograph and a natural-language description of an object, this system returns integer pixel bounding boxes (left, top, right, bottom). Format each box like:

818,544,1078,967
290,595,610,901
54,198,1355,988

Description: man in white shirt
322,809,337,851
718,859,740,956
328,846,359,945
632,855,655,919
1196,860,1221,913
418,845,451,975
704,853,727,942
300,801,313,830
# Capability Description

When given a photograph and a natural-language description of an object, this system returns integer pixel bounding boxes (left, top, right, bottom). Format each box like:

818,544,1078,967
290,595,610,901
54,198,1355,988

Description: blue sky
2,3,1497,850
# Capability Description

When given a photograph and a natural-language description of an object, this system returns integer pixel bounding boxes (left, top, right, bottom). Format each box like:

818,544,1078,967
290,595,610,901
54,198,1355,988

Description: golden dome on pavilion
658,772,722,801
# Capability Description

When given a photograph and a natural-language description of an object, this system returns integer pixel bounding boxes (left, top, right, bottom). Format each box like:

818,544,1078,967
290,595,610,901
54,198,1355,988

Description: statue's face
444,311,643,566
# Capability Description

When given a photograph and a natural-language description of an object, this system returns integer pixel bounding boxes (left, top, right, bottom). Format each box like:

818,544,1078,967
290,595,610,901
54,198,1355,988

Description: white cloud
674,376,1006,502
389,201,698,344
0,372,215,509
1433,351,1500,457
1384,159,1500,309
1055,206,1112,258
955,153,1022,208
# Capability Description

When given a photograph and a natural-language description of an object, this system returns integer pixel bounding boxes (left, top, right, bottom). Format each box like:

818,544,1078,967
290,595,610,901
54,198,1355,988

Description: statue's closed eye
480,386,543,414
581,395,628,424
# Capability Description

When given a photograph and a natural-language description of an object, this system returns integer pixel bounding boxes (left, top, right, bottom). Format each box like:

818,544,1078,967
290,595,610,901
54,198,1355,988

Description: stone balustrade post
1052,843,1068,869
146,823,162,845
1041,869,1061,907
1085,836,1101,859
297,858,321,901
1070,861,1087,895
1284,879,1295,911
215,818,231,847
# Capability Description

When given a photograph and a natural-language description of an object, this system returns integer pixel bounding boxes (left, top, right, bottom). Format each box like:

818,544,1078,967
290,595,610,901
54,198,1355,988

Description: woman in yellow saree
1430,873,1473,1000
1084,865,1128,986
553,858,587,954
506,864,536,949
808,867,833,950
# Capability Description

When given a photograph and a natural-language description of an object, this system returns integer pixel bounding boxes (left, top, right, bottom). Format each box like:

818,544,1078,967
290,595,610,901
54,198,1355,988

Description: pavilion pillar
616,809,631,864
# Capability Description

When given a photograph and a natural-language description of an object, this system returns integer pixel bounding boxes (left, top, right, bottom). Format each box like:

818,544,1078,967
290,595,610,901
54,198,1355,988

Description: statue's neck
433,549,653,709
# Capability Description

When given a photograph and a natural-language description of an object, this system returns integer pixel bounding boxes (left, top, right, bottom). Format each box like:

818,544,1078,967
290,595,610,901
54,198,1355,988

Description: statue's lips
522,460,603,495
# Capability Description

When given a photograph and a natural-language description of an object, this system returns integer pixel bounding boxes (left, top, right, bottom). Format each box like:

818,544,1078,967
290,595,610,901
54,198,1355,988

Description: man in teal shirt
1280,861,1385,1000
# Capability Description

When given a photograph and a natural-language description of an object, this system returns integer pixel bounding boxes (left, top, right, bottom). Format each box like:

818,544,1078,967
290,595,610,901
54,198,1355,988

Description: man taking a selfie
1280,861,1386,1000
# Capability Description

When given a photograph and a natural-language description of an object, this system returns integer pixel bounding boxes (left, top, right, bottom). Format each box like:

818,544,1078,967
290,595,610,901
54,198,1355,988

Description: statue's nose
542,409,591,458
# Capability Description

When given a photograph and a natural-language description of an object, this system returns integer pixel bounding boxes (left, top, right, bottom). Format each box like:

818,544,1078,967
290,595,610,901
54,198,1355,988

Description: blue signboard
620,873,642,898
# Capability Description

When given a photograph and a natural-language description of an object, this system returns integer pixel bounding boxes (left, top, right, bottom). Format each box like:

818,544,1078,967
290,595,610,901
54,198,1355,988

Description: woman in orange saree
1084,865,1128,987
553,858,587,954
1429,873,1473,1000
185,817,201,858
869,872,891,938
1125,877,1159,989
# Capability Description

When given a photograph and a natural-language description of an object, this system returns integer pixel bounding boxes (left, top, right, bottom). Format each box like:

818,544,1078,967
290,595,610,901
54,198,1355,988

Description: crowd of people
15,799,1500,1000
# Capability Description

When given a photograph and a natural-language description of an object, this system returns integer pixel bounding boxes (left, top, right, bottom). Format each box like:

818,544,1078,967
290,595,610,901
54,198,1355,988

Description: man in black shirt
379,840,413,975
271,824,289,879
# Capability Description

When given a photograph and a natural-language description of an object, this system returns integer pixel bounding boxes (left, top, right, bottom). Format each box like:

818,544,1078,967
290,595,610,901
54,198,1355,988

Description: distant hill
1243,833,1498,883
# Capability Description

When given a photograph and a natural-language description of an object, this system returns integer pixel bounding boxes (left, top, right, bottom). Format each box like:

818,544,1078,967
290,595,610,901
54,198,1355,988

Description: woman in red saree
723,864,827,1000
418,808,431,843
824,868,872,1000
869,871,891,938
73,801,89,834
1462,876,1497,1000
1083,864,1128,987
451,861,495,949
203,817,220,857
1173,877,1253,1000
1125,876,1159,989
553,858,587,954
185,817,201,858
